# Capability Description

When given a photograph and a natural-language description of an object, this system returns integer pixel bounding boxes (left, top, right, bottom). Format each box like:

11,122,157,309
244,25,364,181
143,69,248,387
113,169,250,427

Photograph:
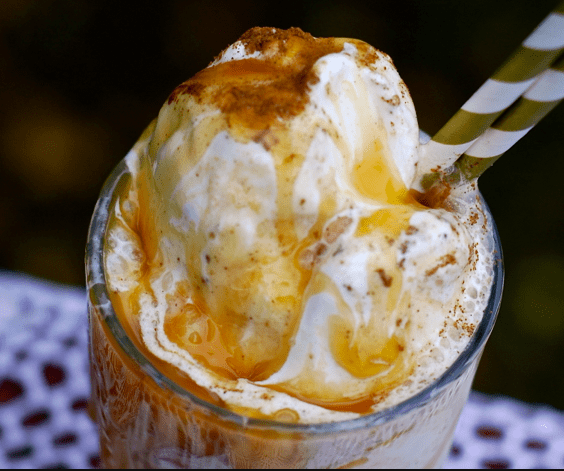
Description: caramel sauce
106,287,227,411
164,297,241,381
356,207,413,238
353,139,408,205
352,137,426,238
409,185,452,210
330,315,403,379
106,27,425,417
268,384,381,415
108,132,417,415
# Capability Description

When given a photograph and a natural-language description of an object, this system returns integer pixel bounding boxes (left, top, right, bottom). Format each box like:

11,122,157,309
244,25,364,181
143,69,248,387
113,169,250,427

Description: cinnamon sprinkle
166,27,346,130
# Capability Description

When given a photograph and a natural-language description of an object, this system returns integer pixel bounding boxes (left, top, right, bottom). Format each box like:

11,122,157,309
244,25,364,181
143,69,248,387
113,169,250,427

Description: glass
86,158,504,469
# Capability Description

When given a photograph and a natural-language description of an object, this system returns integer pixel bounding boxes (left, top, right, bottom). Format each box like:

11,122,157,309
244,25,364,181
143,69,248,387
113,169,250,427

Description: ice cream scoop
104,27,494,422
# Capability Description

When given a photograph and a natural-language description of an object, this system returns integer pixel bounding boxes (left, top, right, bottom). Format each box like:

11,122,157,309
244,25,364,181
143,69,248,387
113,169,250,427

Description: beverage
86,27,503,467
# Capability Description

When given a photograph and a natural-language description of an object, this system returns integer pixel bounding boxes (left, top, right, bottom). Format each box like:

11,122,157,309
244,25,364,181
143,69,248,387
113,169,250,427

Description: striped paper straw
416,1,564,191
451,52,564,182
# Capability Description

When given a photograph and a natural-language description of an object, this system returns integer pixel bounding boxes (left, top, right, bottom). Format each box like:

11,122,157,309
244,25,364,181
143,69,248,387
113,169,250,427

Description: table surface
1,270,563,469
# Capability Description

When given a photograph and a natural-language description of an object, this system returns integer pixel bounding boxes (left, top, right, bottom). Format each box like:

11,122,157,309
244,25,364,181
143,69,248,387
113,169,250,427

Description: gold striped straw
450,52,564,183
415,0,564,192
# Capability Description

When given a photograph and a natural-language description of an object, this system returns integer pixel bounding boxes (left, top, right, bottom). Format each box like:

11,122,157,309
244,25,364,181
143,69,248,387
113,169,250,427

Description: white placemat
0,270,563,469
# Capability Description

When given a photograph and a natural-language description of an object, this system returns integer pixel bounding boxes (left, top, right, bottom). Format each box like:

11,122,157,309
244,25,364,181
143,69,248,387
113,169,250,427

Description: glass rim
86,157,504,435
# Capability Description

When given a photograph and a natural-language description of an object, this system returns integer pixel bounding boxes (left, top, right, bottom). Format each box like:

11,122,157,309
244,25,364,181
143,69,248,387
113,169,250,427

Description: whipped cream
104,28,494,423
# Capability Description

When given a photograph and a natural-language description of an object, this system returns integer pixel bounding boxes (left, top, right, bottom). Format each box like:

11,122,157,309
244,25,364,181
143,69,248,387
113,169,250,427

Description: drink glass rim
86,157,504,436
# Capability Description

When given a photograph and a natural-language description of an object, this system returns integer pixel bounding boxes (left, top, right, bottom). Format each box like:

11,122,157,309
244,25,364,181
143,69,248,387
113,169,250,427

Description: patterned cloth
1,270,563,469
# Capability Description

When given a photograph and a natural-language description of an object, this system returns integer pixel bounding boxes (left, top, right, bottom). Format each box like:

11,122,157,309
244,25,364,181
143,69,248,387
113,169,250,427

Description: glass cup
86,157,503,469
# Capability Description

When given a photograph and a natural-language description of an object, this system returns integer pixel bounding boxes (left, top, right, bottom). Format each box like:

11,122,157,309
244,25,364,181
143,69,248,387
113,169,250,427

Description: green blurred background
1,0,563,409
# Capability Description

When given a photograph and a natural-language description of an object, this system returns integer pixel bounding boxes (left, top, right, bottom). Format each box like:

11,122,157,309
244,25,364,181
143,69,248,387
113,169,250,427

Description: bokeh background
1,0,563,410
